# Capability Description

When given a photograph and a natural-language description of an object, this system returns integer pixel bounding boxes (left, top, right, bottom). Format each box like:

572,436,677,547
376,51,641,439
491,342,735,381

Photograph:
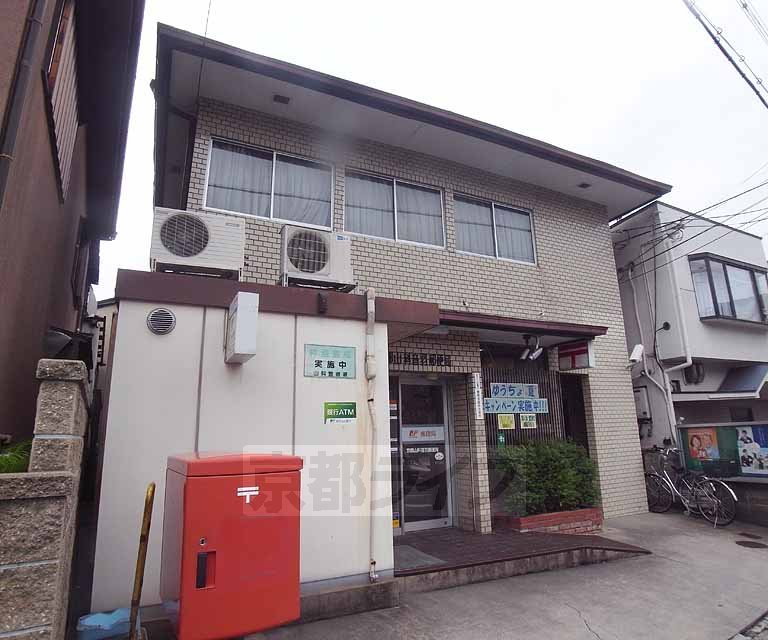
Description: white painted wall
613,202,768,446
91,300,392,612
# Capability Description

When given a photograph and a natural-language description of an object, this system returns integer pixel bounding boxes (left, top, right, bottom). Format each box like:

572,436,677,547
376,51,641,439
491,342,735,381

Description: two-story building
90,25,671,613
613,202,768,498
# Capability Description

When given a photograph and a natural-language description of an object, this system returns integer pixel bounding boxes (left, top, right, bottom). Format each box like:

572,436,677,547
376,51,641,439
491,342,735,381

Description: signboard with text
490,383,539,399
484,397,549,414
305,344,356,378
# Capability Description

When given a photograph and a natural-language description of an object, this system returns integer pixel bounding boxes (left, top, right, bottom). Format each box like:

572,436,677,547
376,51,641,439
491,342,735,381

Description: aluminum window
454,195,535,264
689,255,768,323
204,139,332,228
344,171,444,247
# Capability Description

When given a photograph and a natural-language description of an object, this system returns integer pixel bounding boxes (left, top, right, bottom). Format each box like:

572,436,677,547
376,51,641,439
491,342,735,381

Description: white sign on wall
490,383,539,398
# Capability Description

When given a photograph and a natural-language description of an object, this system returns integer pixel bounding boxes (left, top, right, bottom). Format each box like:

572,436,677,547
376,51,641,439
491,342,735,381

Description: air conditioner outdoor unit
150,208,245,279
280,225,355,291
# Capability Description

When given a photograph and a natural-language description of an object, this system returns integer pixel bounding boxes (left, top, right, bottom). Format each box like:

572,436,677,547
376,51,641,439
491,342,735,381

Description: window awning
674,364,768,401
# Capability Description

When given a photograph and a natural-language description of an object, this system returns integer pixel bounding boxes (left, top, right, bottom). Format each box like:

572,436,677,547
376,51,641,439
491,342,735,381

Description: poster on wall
498,414,515,430
686,428,720,461
736,426,768,475
520,414,537,430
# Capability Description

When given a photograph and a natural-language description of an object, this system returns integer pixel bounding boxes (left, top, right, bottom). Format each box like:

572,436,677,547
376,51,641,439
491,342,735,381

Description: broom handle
129,482,156,640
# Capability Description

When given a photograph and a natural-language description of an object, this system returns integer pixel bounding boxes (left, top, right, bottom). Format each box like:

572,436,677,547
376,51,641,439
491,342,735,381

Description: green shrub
0,440,32,473
497,440,599,516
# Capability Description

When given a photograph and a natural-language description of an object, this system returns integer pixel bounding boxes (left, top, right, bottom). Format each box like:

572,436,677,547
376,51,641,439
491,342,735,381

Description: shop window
454,195,535,264
205,139,332,228
730,407,754,423
344,171,444,247
689,254,768,323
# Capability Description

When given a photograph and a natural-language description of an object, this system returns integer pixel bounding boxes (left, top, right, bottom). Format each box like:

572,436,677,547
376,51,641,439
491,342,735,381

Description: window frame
688,253,768,325
202,137,334,231
342,168,446,249
453,193,537,265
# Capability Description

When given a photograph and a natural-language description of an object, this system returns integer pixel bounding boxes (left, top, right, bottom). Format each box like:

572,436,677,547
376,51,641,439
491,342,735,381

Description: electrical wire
623,208,768,283
735,0,768,48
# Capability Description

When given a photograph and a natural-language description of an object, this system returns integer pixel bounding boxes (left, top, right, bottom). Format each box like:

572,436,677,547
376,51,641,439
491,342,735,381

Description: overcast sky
94,0,768,299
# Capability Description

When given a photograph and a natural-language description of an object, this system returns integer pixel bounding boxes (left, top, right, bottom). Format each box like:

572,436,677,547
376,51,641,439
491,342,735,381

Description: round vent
286,230,329,273
160,214,209,257
146,308,176,335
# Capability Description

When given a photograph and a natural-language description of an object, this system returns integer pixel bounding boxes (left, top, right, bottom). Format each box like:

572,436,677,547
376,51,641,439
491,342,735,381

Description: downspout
365,288,379,583
658,256,692,444
627,264,671,438
0,0,48,211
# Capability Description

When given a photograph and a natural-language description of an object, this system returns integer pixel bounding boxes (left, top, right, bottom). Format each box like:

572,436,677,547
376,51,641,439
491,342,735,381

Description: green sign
324,401,357,425
305,344,356,379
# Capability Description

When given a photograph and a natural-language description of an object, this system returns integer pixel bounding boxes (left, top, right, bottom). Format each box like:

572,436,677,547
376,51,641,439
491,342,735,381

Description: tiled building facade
179,97,648,519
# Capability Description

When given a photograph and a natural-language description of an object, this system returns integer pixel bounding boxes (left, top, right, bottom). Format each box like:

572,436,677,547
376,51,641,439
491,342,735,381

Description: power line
623,208,768,283
735,0,768,48
682,0,768,110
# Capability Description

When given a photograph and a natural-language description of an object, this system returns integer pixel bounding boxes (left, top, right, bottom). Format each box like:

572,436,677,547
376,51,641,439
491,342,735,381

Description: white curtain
206,141,272,216
396,182,443,246
345,172,395,239
454,197,495,255
273,155,332,227
495,205,534,262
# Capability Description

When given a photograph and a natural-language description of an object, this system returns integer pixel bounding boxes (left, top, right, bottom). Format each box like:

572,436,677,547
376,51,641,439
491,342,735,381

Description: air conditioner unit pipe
365,287,379,583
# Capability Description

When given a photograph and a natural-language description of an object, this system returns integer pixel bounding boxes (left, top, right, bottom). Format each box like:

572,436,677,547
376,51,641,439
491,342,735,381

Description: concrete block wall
0,360,88,639
185,98,646,518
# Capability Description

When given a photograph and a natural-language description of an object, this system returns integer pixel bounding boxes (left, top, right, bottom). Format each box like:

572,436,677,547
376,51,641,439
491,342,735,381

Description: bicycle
643,446,738,527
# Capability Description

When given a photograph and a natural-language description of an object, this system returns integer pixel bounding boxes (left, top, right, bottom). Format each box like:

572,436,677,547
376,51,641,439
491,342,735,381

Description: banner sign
490,382,539,399
484,397,549,414
558,340,595,371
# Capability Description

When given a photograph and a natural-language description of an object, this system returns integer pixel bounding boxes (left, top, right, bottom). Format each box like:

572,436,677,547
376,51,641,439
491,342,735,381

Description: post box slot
196,552,208,588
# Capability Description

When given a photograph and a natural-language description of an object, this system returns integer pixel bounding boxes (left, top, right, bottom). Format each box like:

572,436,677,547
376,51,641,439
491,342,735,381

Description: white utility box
225,292,259,364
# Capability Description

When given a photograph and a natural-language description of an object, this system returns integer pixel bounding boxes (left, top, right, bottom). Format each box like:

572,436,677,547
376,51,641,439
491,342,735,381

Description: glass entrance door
399,381,451,531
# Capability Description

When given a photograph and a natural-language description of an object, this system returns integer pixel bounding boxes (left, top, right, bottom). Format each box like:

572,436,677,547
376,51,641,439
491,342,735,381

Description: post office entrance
390,376,453,533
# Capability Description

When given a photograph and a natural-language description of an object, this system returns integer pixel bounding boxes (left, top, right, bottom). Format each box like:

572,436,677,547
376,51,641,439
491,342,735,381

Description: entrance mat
394,544,447,572
394,527,649,577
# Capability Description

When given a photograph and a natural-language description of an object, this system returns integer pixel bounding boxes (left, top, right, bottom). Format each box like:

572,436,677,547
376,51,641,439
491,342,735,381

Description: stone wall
0,360,88,640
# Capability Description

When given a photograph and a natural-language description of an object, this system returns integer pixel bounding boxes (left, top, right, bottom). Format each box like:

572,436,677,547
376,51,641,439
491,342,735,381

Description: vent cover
146,308,176,335
286,230,329,273
160,213,210,257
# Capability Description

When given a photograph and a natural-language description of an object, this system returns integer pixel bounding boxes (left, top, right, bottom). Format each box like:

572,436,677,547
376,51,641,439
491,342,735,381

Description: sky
94,0,768,300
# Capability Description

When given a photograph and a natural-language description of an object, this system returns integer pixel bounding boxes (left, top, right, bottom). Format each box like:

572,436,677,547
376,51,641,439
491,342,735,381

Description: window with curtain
205,139,332,227
273,155,332,227
206,141,273,217
343,172,444,246
454,197,495,256
396,182,444,245
689,255,767,323
454,195,535,263
345,172,395,239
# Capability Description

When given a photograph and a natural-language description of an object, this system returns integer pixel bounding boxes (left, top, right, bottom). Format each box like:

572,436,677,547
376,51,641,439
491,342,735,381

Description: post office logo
237,485,260,504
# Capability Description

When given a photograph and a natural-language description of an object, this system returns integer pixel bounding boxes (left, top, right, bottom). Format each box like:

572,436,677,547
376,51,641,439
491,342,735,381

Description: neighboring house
91,25,671,610
0,0,144,440
613,201,768,451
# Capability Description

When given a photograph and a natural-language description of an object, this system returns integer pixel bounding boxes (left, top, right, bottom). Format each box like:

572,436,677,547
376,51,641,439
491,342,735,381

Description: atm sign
324,402,357,425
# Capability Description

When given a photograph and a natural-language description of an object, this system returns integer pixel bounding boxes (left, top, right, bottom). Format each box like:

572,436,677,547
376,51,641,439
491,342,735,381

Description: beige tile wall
185,98,647,518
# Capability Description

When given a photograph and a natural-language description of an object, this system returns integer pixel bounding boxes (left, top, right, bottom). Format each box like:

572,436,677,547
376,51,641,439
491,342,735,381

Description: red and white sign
558,340,596,371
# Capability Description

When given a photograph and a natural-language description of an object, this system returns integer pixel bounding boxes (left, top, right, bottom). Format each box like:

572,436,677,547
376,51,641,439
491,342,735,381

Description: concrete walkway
257,513,768,640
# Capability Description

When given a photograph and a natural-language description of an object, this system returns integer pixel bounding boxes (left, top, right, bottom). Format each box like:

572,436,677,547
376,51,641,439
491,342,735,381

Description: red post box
160,453,303,640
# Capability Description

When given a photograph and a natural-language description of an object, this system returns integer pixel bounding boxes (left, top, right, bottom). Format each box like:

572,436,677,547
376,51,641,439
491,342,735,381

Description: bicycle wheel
696,480,737,527
645,473,673,513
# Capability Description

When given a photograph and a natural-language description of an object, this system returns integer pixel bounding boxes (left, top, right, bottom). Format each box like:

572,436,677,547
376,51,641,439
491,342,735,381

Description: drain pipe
627,264,671,438
656,255,692,445
365,287,379,583
0,0,48,210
